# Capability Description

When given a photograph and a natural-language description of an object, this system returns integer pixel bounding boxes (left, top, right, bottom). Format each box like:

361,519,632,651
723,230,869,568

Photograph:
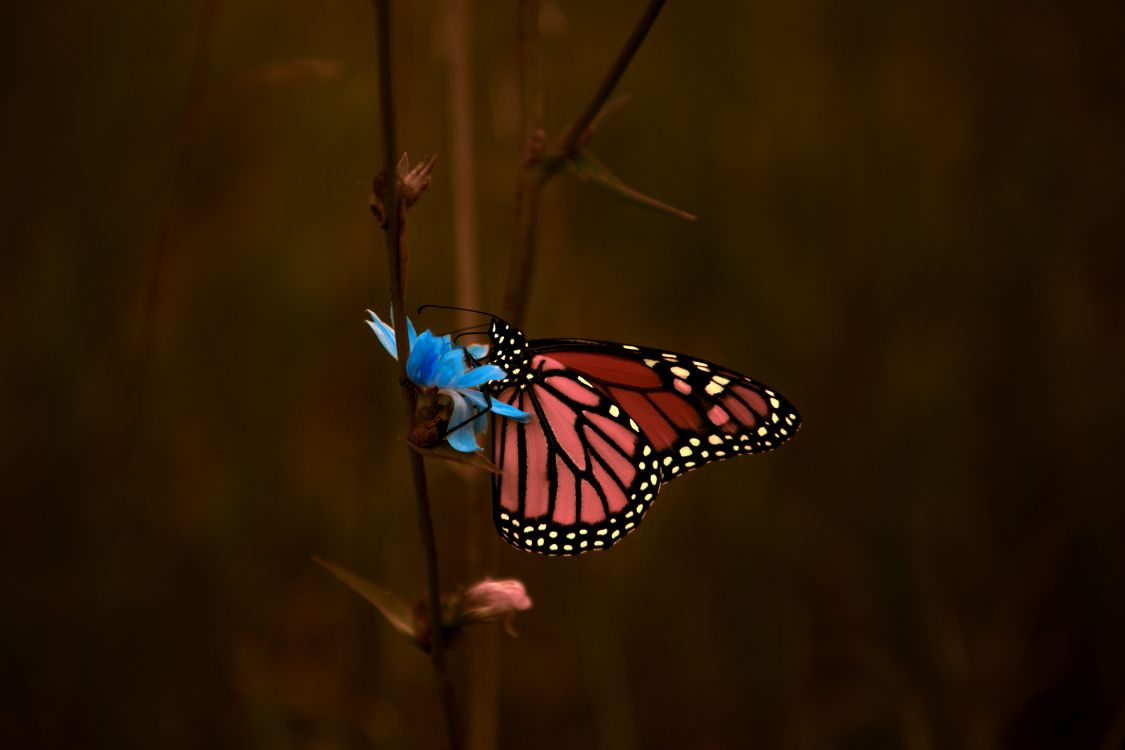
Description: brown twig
441,1,502,747
373,2,460,747
502,0,668,325
554,0,667,165
502,0,546,327
445,0,480,329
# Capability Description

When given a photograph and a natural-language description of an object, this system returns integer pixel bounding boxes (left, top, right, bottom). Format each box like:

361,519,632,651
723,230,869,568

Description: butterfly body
484,318,800,556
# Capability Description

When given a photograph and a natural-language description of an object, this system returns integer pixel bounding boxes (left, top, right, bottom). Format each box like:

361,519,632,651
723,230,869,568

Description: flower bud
370,153,437,228
460,578,533,635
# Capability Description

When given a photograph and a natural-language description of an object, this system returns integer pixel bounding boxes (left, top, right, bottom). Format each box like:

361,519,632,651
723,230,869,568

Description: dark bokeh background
4,1,1125,748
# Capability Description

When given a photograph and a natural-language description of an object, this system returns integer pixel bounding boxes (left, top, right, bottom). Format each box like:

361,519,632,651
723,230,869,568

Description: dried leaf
313,558,414,639
566,151,697,222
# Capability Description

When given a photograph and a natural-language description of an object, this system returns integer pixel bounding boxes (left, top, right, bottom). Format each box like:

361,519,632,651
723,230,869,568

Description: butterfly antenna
442,322,488,336
452,328,488,343
417,303,496,319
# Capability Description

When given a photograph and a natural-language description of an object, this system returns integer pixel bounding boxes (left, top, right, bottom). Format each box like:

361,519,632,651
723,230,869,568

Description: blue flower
367,309,530,452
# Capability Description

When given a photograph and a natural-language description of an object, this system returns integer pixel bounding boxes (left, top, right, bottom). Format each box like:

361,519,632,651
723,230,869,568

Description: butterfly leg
442,390,495,437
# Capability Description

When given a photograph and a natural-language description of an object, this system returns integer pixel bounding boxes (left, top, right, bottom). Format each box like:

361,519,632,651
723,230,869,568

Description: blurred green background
4,0,1125,748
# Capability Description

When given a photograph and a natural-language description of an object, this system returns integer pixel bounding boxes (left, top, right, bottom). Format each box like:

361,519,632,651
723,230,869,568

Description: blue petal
450,364,507,389
407,330,441,385
366,310,398,359
466,344,488,360
445,392,482,452
433,347,469,389
461,389,489,409
490,399,531,422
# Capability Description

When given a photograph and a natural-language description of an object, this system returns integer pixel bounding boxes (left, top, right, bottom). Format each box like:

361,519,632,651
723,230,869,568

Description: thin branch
502,175,542,327
555,0,666,163
441,1,502,747
515,0,544,160
502,0,668,326
373,2,461,747
445,0,480,332
502,0,545,327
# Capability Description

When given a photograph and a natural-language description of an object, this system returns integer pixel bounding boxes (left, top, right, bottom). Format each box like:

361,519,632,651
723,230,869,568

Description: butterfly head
487,318,531,387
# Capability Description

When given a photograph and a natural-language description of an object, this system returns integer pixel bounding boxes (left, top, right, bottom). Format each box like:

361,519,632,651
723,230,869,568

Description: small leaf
566,151,697,222
313,557,415,639
404,439,502,474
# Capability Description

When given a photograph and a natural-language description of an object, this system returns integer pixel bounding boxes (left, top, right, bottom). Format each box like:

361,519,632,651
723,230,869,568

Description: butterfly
477,316,800,556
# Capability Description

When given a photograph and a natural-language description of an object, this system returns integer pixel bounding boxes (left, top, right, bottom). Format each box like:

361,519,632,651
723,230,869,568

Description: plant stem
502,0,668,325
441,1,502,747
445,0,479,330
503,174,542,327
502,0,545,327
373,2,460,747
555,0,666,162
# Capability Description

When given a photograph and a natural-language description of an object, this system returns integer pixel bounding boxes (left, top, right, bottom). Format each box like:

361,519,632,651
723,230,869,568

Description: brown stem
502,0,667,325
555,0,666,162
503,175,542,326
441,1,502,747
445,0,480,330
502,0,545,326
373,2,460,747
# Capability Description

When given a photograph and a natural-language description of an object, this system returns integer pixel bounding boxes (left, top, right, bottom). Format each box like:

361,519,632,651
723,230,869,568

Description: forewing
528,339,801,481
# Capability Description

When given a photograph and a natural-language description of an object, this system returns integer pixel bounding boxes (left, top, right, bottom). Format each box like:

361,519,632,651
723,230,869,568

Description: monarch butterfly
478,316,801,556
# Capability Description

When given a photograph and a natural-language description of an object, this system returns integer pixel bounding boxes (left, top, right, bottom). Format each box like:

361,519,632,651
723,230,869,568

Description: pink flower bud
460,578,532,635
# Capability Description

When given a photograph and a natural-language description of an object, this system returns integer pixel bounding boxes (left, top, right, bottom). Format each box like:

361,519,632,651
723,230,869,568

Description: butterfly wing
526,339,801,480
491,352,664,555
